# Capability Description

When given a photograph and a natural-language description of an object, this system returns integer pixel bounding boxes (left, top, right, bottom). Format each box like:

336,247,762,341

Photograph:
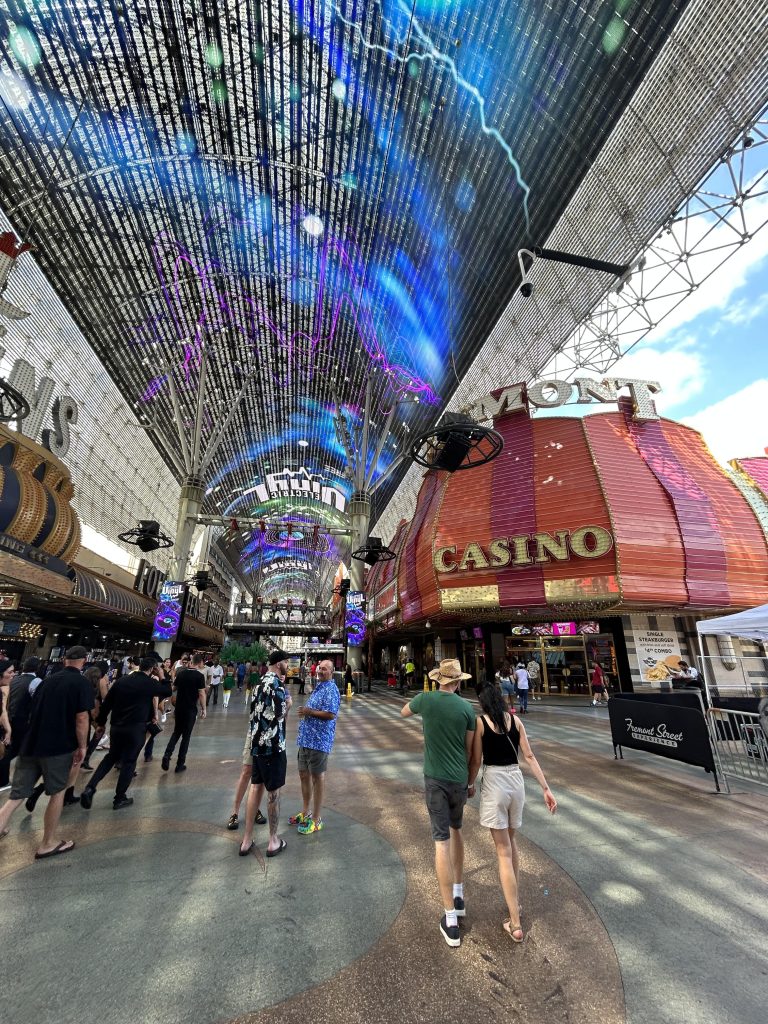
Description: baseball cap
65,645,88,661
268,649,289,665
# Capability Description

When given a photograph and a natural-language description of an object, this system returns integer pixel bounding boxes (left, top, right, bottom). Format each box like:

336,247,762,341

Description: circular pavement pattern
1,814,405,1024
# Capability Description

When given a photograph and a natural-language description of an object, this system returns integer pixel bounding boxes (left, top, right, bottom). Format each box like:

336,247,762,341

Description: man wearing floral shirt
239,649,291,858
288,659,341,835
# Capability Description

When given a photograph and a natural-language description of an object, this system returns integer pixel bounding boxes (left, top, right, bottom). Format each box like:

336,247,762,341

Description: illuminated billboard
151,580,187,643
345,590,366,648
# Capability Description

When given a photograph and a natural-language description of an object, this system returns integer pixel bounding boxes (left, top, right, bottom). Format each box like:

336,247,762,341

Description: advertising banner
151,581,187,643
608,694,718,786
634,627,682,682
345,590,366,647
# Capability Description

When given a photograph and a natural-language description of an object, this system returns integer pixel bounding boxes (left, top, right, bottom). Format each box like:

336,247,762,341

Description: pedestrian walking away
401,658,475,948
289,659,340,835
513,663,530,713
222,663,236,708
161,654,207,771
81,657,171,810
239,649,291,858
468,684,557,944
0,646,92,858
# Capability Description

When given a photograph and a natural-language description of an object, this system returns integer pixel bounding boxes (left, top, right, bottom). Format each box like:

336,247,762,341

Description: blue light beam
333,0,532,228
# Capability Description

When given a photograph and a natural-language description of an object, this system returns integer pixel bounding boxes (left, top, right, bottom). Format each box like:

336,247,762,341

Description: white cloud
607,339,706,412
683,380,768,465
718,290,768,327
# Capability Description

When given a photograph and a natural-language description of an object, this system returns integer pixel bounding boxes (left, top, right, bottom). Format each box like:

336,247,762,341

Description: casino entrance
505,629,621,697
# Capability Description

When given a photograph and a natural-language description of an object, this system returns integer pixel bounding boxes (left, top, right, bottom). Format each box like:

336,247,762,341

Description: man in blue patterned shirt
239,649,291,858
288,659,340,836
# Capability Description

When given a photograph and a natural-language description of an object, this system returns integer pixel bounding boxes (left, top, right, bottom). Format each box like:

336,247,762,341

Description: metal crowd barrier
706,707,768,792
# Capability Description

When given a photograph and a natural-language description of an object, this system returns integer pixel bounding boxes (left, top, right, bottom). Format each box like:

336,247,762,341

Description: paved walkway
1,687,766,1024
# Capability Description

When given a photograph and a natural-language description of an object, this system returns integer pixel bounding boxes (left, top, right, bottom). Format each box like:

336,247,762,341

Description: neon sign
151,580,187,643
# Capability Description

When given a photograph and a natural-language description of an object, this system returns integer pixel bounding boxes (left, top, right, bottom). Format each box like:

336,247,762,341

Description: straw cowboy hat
428,658,472,684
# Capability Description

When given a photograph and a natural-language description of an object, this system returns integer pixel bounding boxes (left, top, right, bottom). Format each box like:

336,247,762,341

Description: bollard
423,673,429,691
431,678,436,691
346,681,353,701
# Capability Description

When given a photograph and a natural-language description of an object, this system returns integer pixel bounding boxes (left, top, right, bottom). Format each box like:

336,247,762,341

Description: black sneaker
80,788,94,810
440,915,461,947
113,797,134,810
174,763,187,773
161,758,170,771
80,762,93,772
453,896,466,918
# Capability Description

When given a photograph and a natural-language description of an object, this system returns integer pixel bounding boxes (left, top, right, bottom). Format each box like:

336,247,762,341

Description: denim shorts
424,775,468,841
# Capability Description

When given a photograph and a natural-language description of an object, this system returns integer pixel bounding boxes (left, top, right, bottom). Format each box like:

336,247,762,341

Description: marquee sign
434,525,614,574
0,353,79,458
467,376,661,424
243,467,347,513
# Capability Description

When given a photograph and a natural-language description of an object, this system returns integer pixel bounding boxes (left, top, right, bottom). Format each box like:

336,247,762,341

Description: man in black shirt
80,656,171,810
161,652,207,773
0,646,92,858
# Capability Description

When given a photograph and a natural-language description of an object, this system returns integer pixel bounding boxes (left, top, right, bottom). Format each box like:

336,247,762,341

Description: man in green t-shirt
401,658,475,948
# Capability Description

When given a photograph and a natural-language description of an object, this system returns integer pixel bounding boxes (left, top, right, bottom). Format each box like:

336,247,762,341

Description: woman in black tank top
468,684,557,944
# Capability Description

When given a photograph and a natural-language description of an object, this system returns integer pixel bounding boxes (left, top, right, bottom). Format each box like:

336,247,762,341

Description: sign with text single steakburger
634,628,682,682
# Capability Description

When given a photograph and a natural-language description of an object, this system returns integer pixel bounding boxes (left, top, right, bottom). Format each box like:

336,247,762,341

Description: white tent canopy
696,605,768,642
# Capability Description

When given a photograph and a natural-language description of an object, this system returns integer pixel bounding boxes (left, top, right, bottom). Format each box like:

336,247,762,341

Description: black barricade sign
609,695,716,776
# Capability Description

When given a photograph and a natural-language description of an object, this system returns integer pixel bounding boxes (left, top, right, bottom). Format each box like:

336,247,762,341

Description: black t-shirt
21,666,94,758
173,668,206,713
97,672,172,730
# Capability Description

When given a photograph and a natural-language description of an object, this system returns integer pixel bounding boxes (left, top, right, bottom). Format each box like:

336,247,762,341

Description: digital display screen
151,581,187,643
345,590,366,648
552,622,577,636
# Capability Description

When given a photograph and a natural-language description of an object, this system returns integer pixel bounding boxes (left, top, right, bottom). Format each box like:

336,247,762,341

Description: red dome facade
370,403,768,626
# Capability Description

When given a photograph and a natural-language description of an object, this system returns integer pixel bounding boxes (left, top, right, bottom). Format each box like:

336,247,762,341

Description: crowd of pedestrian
1,642,563,953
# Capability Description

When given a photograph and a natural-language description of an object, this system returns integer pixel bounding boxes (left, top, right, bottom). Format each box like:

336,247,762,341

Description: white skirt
479,764,525,830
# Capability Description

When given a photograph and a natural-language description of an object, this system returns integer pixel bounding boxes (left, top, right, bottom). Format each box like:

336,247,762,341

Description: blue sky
540,143,768,466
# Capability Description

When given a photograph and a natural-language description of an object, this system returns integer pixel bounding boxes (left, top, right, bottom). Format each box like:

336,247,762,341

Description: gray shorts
297,746,329,774
424,775,468,842
10,752,73,798
242,729,253,766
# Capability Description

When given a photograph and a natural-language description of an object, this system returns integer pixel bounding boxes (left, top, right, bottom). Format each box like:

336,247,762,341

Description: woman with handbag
468,684,557,944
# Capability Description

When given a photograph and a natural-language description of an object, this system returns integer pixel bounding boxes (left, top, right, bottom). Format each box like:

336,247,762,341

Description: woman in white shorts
468,685,557,943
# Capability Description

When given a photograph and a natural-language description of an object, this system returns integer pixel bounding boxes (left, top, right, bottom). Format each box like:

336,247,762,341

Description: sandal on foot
255,810,266,825
34,839,75,860
503,919,524,943
265,838,287,858
238,840,254,857
226,813,239,831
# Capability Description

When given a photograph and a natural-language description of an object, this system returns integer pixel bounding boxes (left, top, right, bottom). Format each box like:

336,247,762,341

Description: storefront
366,399,768,695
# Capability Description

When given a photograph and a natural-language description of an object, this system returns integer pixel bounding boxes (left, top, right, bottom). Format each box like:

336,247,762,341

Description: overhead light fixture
302,214,324,237
118,520,173,553
352,536,397,566
410,413,503,473
298,439,309,448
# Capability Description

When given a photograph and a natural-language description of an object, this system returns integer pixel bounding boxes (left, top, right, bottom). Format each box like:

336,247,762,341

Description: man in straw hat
401,658,476,947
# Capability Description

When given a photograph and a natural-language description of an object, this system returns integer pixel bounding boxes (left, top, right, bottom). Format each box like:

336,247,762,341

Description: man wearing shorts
238,649,291,857
288,659,340,835
0,646,92,859
401,658,475,947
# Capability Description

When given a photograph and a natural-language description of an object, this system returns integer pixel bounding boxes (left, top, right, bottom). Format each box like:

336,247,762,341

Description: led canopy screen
151,581,187,643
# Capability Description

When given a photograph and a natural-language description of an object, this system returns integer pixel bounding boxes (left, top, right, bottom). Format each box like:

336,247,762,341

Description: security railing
706,707,768,792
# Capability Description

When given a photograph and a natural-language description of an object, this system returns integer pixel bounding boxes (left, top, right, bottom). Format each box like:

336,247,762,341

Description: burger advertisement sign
634,627,683,683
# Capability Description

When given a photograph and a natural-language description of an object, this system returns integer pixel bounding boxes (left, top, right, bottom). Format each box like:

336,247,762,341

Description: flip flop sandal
226,814,239,830
238,840,254,857
34,840,75,860
265,838,287,858
503,920,524,943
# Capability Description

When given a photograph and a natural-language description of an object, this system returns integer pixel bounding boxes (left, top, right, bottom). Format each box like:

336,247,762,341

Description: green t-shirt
409,690,475,784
